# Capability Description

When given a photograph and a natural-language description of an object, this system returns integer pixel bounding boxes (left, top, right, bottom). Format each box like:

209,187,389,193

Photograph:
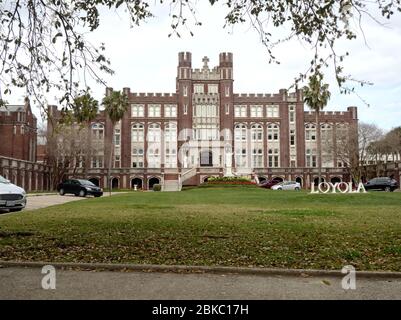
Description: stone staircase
163,179,182,192
162,167,197,191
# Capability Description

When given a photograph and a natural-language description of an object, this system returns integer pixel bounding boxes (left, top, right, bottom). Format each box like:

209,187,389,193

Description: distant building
0,99,37,162
0,99,50,191
48,52,359,190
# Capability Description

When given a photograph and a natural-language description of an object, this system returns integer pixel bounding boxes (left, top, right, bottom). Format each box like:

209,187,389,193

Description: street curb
27,193,57,197
0,260,400,279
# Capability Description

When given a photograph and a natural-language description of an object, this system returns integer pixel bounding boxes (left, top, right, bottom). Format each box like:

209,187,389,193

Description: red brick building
0,99,37,162
0,99,51,191
50,52,358,190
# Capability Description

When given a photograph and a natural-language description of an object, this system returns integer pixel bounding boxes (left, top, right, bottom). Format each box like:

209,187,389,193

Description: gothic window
251,124,263,141
267,123,280,141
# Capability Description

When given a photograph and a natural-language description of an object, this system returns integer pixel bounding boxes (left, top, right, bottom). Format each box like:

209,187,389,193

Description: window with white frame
148,104,161,117
148,123,161,142
183,85,188,97
91,123,104,140
164,122,177,142
131,123,144,142
148,147,160,168
234,124,247,141
234,105,247,117
250,105,263,118
184,104,188,115
91,156,104,168
251,124,263,141
290,129,296,146
267,105,279,117
114,155,121,168
225,86,230,97
114,128,121,146
252,148,263,168
289,105,295,123
131,104,144,117
235,148,247,167
321,123,333,143
267,123,280,141
305,124,316,141
208,84,218,94
131,147,144,168
268,149,280,167
194,84,204,94
165,104,177,117
306,148,317,167
225,104,230,115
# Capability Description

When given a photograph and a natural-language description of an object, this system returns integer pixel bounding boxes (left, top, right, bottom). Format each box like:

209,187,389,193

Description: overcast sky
13,2,401,131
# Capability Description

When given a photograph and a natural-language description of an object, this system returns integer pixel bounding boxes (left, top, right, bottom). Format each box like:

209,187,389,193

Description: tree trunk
107,123,114,196
316,110,322,185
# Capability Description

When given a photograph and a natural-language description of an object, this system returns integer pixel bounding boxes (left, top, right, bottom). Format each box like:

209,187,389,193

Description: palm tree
102,90,129,195
303,70,331,187
72,91,99,178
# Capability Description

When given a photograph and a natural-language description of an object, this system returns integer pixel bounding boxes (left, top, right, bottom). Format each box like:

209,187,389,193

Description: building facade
50,52,358,190
0,99,51,191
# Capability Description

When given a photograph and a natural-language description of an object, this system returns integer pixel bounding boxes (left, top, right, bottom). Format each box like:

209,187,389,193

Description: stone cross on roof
202,56,209,69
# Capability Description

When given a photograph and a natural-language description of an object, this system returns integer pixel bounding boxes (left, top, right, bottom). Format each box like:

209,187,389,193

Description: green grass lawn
1,186,401,271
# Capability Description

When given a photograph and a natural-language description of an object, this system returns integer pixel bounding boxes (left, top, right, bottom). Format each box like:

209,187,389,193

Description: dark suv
57,179,103,197
363,177,399,192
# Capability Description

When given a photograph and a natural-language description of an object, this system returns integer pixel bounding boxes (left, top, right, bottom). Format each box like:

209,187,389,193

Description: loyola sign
311,182,367,194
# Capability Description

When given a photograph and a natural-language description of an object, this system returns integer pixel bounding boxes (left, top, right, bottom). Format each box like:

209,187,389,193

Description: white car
271,181,301,191
0,175,27,212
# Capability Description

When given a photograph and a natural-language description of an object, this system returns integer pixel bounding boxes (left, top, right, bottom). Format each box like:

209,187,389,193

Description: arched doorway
89,178,100,187
295,177,303,186
111,177,119,189
314,177,325,186
331,177,341,184
148,177,160,189
203,176,209,183
200,150,213,167
131,178,143,189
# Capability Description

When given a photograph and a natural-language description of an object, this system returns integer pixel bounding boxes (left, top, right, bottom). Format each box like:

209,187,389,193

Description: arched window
305,124,316,141
148,123,161,142
267,123,280,141
251,124,263,141
131,123,144,142
234,124,247,141
91,123,104,140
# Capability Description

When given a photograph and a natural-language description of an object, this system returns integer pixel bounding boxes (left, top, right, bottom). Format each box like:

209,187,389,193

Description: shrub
152,184,162,192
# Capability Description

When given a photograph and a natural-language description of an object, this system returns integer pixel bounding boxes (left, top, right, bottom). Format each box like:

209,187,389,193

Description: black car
363,177,399,192
57,179,103,197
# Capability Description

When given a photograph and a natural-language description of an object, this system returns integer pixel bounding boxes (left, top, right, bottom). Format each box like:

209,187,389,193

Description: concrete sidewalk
0,266,400,300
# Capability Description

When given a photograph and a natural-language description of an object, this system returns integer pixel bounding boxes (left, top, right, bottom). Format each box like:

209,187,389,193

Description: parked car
0,175,27,212
271,181,301,191
363,177,398,192
57,179,103,197
259,179,281,189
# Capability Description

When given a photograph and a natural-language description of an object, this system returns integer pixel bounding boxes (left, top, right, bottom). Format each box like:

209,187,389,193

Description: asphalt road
0,267,400,300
